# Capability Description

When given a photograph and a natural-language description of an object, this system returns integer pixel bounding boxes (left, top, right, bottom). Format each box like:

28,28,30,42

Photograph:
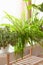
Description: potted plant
0,26,18,54
0,0,43,65
3,10,43,54
0,0,43,56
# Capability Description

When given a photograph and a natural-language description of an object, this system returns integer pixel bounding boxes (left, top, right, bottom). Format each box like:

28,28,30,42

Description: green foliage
0,0,43,58
2,11,43,57
0,9,43,57
23,0,31,2
32,3,43,12
27,5,32,10
0,26,18,48
0,26,10,48
23,0,43,49
30,15,43,44
4,12,30,57
23,0,43,12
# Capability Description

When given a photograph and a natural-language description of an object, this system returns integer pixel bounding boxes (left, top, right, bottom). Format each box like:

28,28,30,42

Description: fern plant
3,12,30,57
2,11,43,58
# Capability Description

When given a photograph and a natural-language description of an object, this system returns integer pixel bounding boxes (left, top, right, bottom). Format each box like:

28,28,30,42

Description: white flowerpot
0,44,14,54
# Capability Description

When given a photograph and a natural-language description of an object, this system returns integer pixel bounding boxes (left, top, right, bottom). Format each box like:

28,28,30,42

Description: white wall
0,0,43,24
0,0,23,24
